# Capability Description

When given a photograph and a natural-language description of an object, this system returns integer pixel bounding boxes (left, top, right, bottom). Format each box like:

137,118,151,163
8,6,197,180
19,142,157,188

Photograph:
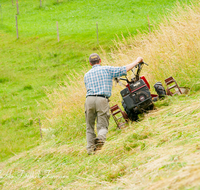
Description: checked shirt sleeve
108,66,127,78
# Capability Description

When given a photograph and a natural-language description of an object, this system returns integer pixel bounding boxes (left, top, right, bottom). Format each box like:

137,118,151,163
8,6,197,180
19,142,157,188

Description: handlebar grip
141,62,148,66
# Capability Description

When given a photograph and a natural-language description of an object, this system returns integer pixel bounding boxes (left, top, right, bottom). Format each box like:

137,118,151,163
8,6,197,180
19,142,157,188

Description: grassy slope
0,0,188,161
0,0,200,189
0,92,199,189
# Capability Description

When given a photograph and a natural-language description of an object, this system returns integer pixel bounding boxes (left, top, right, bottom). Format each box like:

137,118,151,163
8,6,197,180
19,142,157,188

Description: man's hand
126,57,144,72
136,57,143,63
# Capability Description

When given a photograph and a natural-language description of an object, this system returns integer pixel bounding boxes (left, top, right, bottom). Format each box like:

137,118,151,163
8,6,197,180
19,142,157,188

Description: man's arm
126,57,143,72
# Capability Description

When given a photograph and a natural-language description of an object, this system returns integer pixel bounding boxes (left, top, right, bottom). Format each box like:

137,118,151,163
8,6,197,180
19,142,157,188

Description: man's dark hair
90,60,100,65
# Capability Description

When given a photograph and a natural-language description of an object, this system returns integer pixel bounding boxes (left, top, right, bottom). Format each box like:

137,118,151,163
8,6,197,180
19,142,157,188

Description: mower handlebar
119,78,128,81
115,62,149,84
136,62,148,68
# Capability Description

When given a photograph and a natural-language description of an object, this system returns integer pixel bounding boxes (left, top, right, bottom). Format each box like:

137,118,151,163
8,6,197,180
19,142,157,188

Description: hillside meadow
0,0,200,189
40,1,200,144
0,0,190,161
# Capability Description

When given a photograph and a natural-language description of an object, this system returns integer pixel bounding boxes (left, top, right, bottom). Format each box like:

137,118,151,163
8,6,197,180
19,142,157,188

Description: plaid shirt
84,64,127,98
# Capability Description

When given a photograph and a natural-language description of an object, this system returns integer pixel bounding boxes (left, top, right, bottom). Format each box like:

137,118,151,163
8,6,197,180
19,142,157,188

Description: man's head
89,53,101,65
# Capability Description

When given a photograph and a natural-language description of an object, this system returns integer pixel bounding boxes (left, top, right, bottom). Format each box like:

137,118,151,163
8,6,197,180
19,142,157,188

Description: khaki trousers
85,96,110,150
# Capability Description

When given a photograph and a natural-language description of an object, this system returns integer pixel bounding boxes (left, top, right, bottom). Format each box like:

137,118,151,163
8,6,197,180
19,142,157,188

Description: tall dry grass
40,70,87,139
103,2,200,89
41,2,200,133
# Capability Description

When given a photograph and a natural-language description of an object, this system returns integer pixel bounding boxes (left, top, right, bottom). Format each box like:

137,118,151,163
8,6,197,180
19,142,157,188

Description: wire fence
0,0,151,43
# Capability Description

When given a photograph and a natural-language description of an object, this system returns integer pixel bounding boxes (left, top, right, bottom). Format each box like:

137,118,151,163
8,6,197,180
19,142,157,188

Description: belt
87,95,109,99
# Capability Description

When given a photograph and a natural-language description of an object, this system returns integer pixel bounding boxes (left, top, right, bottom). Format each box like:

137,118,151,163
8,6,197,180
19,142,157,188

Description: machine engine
120,79,153,121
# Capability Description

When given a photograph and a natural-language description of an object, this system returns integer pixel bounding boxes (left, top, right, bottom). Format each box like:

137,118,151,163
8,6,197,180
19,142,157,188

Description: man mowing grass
84,53,143,155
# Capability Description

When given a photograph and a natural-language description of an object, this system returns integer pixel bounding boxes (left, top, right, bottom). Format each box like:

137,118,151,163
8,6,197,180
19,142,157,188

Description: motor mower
112,62,166,124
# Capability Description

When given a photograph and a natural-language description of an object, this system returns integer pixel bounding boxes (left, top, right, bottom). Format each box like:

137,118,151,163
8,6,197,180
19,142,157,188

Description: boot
94,138,104,151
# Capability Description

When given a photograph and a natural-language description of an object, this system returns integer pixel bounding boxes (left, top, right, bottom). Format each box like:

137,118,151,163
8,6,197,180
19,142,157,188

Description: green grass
1,0,186,41
0,92,200,189
1,1,200,188
0,0,191,161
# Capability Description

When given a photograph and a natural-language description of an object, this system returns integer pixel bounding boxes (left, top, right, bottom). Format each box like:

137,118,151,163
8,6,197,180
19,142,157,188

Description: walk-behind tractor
110,62,186,129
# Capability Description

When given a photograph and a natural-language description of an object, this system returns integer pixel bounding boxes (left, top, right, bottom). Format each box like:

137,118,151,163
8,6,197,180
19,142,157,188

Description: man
84,53,143,155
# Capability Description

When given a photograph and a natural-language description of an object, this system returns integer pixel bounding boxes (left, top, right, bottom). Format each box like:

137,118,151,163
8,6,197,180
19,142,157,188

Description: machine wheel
146,103,154,110
122,101,139,121
154,82,166,98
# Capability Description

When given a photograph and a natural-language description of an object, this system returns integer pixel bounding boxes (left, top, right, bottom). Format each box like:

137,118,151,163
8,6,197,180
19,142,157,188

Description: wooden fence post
12,0,14,6
38,118,43,140
56,21,59,42
37,47,41,58
40,0,42,7
15,15,19,39
0,5,2,22
147,15,151,33
16,0,19,15
96,22,99,44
